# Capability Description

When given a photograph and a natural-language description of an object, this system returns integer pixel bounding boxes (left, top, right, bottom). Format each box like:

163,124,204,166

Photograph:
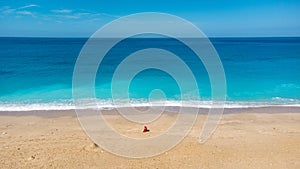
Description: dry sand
0,108,299,169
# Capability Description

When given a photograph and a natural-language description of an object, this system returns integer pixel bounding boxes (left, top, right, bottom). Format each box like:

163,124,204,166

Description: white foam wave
0,98,300,111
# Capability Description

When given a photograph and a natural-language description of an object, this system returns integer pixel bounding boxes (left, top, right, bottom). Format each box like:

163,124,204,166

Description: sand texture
0,109,300,169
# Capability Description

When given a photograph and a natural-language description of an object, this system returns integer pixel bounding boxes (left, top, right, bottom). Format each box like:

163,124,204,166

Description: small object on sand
90,143,98,148
143,126,150,133
2,132,7,135
28,155,35,161
84,143,99,151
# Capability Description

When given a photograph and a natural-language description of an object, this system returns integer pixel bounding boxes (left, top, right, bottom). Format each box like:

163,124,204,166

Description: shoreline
1,99,300,112
1,106,300,117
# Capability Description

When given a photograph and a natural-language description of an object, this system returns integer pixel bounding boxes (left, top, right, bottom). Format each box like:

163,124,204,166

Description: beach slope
0,109,299,169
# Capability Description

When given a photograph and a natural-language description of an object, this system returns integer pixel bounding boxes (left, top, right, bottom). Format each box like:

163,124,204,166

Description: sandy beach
1,0,300,168
0,108,299,169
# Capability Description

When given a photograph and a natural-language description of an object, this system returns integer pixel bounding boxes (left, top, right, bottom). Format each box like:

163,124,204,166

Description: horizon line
0,36,300,38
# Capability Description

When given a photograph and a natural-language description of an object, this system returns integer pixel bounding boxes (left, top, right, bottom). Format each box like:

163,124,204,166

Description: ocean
0,37,300,111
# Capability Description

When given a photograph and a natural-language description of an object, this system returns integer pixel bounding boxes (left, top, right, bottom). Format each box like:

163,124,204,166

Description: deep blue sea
0,37,300,111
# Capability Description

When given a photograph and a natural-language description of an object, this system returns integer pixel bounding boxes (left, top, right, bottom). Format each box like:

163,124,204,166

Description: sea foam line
0,99,300,111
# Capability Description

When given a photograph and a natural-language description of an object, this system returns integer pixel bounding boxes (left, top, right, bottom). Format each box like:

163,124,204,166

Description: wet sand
0,108,300,169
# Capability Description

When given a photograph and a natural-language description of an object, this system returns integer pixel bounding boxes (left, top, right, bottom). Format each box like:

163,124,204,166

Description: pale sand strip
0,109,299,169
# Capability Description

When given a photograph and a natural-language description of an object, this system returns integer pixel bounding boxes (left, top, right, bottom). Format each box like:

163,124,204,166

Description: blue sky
0,0,299,37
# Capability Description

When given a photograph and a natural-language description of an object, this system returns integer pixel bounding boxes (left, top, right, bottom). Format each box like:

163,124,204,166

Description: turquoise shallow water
0,37,300,110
